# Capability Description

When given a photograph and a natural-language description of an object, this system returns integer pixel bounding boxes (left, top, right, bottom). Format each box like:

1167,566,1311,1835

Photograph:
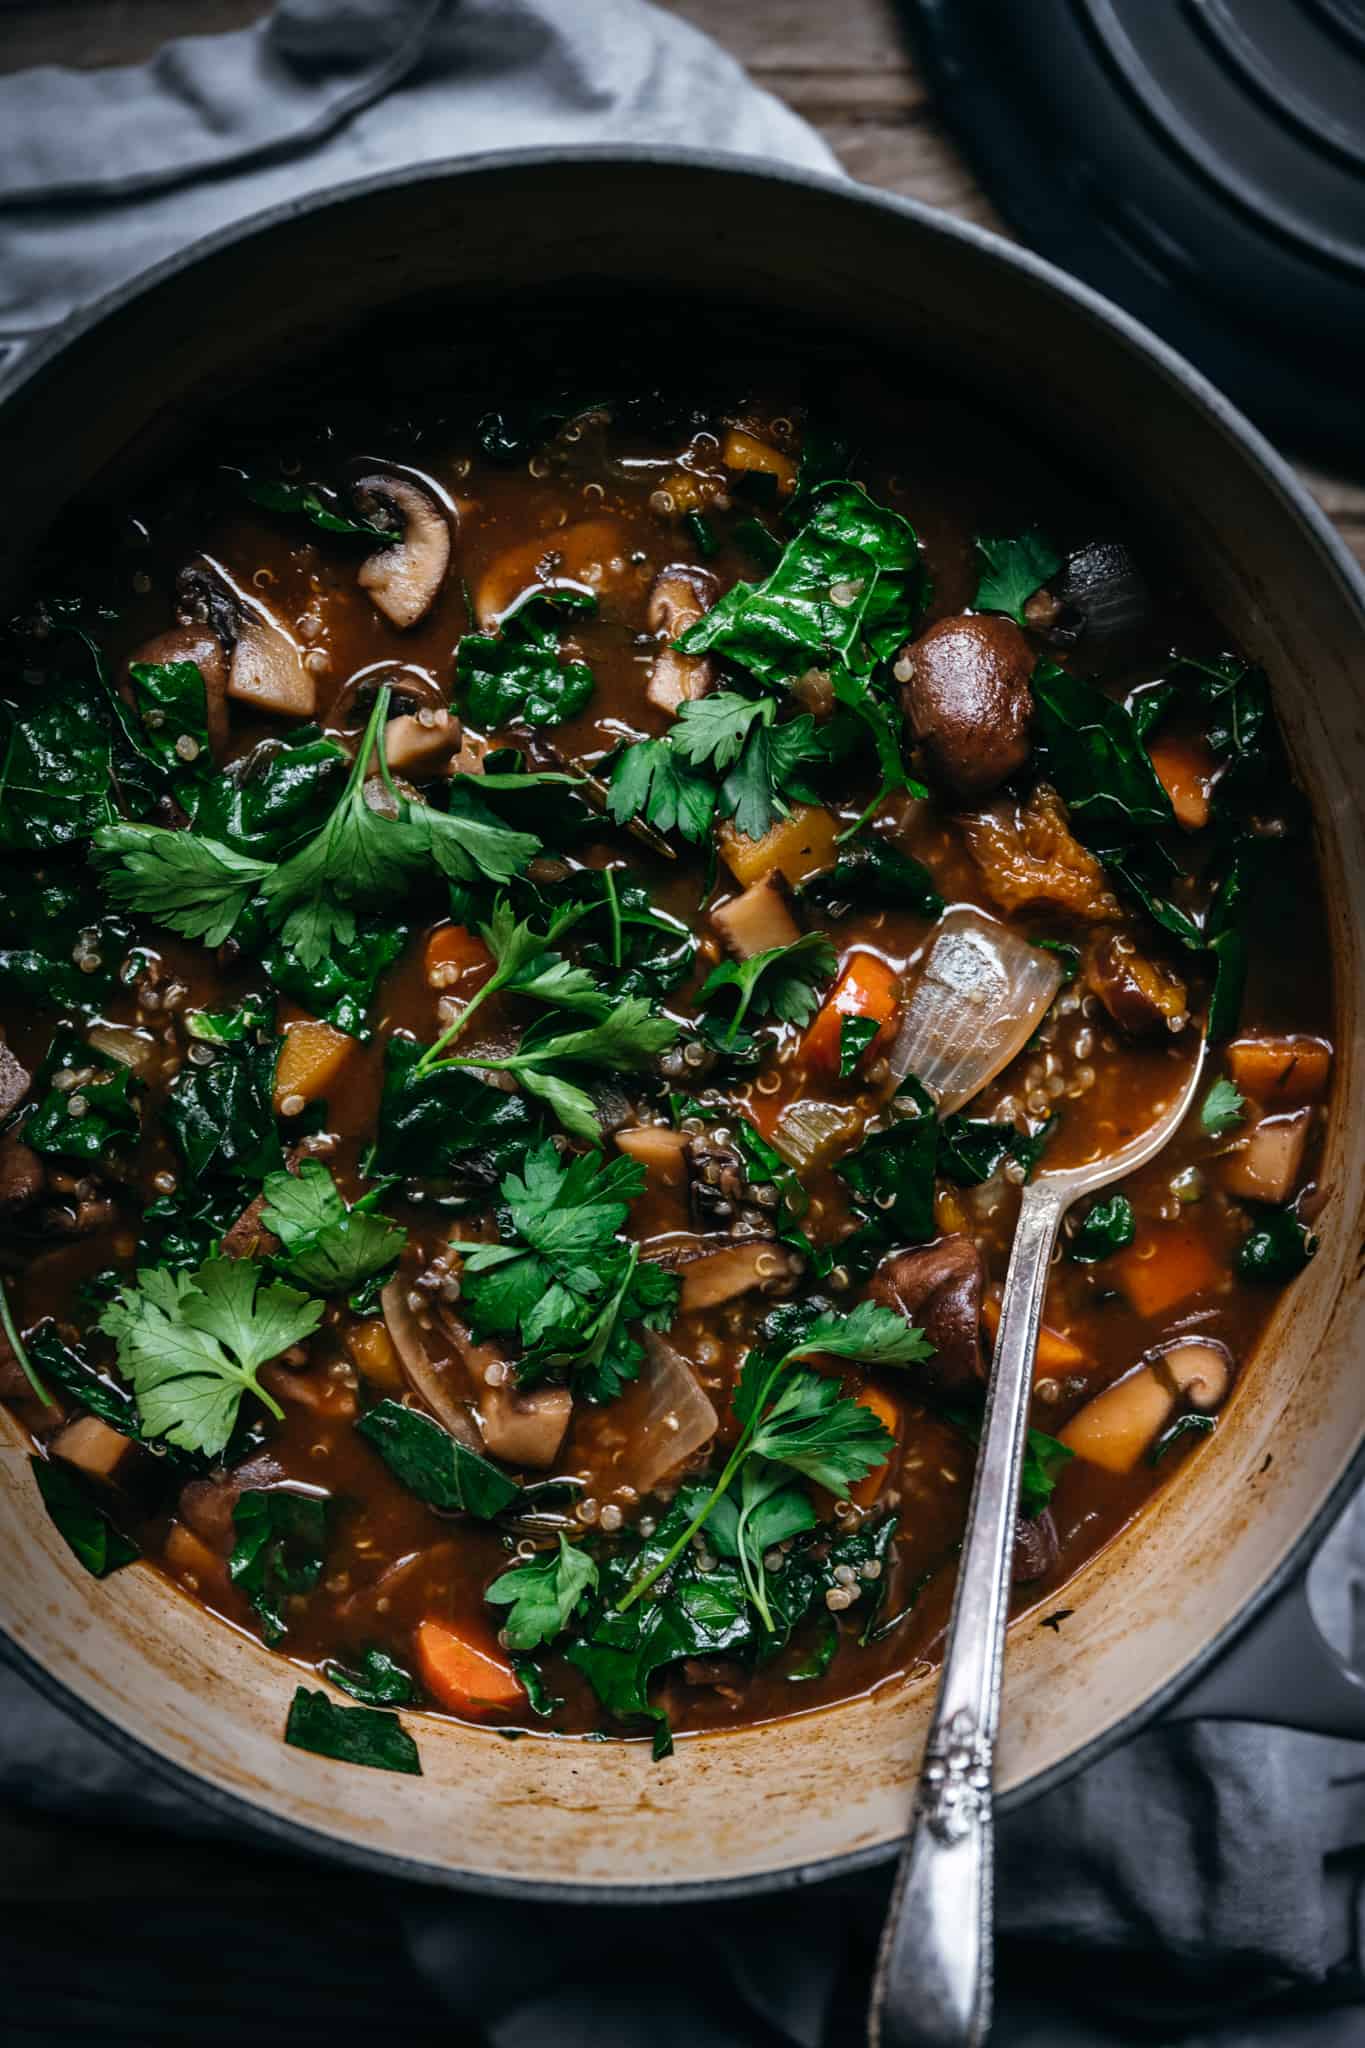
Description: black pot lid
902,0,1365,468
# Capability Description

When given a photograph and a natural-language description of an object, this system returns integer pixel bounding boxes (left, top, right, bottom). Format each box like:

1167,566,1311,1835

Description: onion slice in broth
886,905,1064,1112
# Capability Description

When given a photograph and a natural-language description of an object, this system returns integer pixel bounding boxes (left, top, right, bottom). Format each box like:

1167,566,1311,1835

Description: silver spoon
868,1028,1207,2048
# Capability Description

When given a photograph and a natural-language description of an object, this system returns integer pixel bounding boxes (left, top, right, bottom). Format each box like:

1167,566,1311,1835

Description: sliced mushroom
380,1277,484,1449
178,1450,288,1550
473,517,630,631
229,609,316,720
1155,1337,1233,1412
378,709,464,781
1222,1108,1312,1206
0,1038,30,1121
898,613,1034,800
645,565,717,714
478,1377,572,1471
0,1136,45,1216
1026,540,1150,646
123,623,230,761
1012,1509,1059,1584
353,474,452,629
868,1237,986,1397
711,874,802,960
1086,933,1188,1038
679,1238,803,1311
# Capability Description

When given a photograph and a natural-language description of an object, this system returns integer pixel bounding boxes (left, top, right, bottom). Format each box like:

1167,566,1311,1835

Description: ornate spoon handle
868,1180,1067,2048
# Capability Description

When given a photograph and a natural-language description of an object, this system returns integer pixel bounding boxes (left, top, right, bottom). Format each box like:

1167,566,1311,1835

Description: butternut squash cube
273,1020,357,1113
718,804,840,889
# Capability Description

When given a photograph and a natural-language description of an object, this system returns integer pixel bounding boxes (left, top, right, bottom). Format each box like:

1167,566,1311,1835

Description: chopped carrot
982,1294,1088,1378
424,922,494,992
850,1384,901,1508
273,1020,356,1112
1148,731,1214,831
801,952,900,1077
1115,1224,1222,1318
414,1617,525,1718
1226,1035,1332,1110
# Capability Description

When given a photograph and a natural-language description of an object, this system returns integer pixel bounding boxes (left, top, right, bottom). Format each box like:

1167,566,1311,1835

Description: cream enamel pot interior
2,151,1364,1900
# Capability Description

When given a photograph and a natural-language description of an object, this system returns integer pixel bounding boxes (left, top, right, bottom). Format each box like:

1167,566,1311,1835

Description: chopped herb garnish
971,529,1061,625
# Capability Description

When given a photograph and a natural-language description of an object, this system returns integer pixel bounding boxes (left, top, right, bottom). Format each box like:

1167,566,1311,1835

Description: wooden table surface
0,0,1362,1920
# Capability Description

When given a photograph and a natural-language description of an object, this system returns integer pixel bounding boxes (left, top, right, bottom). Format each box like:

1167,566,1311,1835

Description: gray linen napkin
2,5,1364,2043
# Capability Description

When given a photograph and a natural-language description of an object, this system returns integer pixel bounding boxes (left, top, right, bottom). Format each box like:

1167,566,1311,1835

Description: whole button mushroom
868,1235,988,1398
897,612,1035,801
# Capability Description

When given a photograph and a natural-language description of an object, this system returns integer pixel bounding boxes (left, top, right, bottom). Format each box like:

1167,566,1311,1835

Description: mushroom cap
900,612,1034,800
1153,1337,1233,1412
353,473,452,630
868,1235,987,1395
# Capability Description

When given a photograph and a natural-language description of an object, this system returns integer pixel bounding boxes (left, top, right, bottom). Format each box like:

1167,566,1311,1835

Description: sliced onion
572,1329,717,1499
379,1278,484,1450
886,905,1063,1112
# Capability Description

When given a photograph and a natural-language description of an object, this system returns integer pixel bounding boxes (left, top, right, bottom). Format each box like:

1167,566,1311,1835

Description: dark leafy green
0,674,115,850
1032,661,1173,836
1236,1205,1317,1281
163,1036,281,1184
229,1488,330,1645
242,476,398,542
800,836,944,921
836,1080,939,1274
126,660,213,784
0,869,133,1011
457,590,597,730
355,1399,520,1518
284,1687,421,1775
324,1648,417,1707
375,1035,539,1194
30,1456,139,1577
1148,1412,1217,1465
1068,1193,1136,1264
25,1025,142,1165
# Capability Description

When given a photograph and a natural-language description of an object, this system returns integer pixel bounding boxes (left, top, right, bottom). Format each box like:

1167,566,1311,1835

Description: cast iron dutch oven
1,152,1364,1903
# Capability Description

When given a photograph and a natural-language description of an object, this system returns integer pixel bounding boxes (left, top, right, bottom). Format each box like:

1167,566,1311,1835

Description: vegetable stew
0,361,1333,1769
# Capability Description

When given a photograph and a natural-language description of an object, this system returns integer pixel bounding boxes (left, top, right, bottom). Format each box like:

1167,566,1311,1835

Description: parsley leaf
457,591,597,729
621,1300,932,1612
92,822,273,947
947,1407,1074,1516
485,1533,599,1649
417,896,608,1068
698,932,836,1045
971,529,1062,625
667,691,771,771
452,1142,679,1396
1200,1078,1247,1138
607,737,716,844
260,1160,406,1295
99,1257,324,1457
440,1002,679,1143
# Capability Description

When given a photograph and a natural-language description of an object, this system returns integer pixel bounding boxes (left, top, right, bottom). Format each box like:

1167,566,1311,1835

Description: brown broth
1,363,1334,1750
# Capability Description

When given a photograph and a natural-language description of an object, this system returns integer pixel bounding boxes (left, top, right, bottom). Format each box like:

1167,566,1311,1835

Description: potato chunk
711,874,801,959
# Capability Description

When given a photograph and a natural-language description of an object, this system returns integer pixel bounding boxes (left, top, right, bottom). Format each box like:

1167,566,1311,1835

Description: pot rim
4,141,1364,1904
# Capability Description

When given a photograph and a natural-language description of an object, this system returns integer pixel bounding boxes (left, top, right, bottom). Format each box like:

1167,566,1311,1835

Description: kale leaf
457,591,596,729
284,1687,421,1775
229,1487,330,1645
355,1398,521,1518
30,1456,139,1578
1068,1193,1136,1263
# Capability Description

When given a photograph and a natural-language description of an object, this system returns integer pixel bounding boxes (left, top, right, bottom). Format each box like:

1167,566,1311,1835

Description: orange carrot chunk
981,1294,1088,1378
415,1617,525,1718
424,923,495,992
1115,1225,1222,1318
849,1384,901,1508
801,952,901,1076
